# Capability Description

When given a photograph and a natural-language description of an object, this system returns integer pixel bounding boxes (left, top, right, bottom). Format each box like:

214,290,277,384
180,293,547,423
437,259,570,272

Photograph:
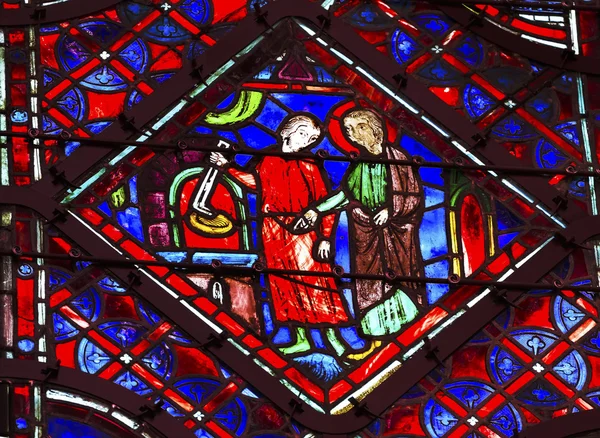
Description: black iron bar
3,249,595,292
0,131,595,177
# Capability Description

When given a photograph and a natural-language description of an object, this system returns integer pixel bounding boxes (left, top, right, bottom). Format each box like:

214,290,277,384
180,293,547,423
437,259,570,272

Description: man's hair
280,114,321,142
344,109,384,146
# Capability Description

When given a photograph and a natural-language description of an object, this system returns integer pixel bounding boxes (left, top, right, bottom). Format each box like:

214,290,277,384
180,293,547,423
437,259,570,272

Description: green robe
316,151,420,337
347,163,388,211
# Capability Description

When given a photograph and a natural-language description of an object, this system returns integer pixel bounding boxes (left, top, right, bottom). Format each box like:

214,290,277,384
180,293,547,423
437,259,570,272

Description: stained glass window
2,0,600,437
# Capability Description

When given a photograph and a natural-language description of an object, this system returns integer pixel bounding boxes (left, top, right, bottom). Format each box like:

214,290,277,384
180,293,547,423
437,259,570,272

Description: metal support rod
0,130,596,177
3,249,597,292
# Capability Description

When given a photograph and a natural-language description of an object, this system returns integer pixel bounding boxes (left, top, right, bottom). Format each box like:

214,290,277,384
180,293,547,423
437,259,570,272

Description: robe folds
229,156,349,325
316,146,421,336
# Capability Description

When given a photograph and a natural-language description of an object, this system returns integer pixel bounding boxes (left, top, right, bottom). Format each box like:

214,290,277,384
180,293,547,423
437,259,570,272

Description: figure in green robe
296,109,421,356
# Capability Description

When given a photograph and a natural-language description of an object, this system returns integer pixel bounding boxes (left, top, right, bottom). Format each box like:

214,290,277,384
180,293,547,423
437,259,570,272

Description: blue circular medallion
492,115,538,141
175,377,221,404
553,294,587,334
179,0,212,25
391,28,422,65
9,49,27,64
525,89,558,123
18,263,34,277
10,109,28,124
453,36,484,67
463,84,496,119
141,342,174,380
77,338,111,374
423,380,523,437
535,139,569,170
214,397,248,436
98,321,148,348
490,328,588,408
18,339,35,352
344,3,393,30
70,287,101,322
16,418,27,430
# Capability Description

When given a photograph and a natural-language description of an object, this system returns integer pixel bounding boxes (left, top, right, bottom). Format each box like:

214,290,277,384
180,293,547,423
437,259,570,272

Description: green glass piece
347,163,388,210
361,288,418,336
203,90,264,126
326,328,346,356
110,186,127,208
280,327,311,355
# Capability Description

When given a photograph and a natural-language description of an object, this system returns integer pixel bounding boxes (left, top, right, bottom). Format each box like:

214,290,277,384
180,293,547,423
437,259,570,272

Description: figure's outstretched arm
293,190,348,232
315,190,349,213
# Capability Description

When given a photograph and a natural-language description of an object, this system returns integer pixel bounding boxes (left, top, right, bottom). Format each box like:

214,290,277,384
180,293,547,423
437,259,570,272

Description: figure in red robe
210,114,349,354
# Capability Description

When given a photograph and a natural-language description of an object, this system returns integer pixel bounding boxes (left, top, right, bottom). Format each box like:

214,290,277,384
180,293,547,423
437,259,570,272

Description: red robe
230,156,348,324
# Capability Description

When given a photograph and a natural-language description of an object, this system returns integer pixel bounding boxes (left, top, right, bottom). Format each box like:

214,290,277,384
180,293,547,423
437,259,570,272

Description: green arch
448,171,496,270
168,167,250,250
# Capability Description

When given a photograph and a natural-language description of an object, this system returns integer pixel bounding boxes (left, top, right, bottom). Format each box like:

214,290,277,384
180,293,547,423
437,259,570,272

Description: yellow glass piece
449,210,461,275
487,215,495,257
189,211,233,235
347,340,382,360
